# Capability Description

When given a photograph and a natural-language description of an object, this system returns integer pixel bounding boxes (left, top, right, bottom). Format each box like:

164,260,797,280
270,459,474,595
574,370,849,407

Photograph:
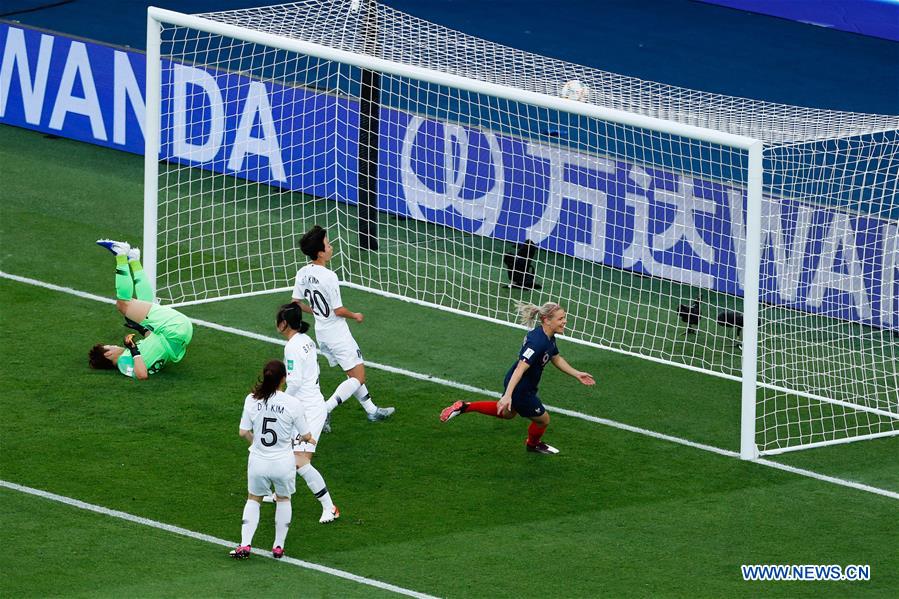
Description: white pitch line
754,460,899,501
2,270,897,503
0,271,115,305
0,480,438,599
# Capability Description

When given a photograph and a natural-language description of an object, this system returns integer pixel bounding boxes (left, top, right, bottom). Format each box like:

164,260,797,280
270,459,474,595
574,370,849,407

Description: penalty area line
0,480,439,599
2,270,897,502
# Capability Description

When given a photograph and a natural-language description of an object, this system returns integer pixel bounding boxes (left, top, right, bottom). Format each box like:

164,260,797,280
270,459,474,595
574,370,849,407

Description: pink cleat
440,400,467,422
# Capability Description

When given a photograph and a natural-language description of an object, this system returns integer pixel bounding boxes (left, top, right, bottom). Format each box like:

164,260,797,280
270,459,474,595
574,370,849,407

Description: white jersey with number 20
292,264,349,336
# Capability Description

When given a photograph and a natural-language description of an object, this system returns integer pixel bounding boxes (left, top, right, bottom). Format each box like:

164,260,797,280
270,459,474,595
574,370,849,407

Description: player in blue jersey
88,239,193,379
440,301,595,454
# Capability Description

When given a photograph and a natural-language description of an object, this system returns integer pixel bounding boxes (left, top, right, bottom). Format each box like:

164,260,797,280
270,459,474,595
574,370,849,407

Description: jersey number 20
304,289,331,317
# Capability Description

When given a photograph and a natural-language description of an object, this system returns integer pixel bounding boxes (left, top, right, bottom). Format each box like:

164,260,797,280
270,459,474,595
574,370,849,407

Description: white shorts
247,453,296,497
292,400,327,454
318,329,363,370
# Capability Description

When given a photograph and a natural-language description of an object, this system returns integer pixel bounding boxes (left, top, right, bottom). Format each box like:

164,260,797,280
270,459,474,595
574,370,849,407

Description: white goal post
144,0,899,459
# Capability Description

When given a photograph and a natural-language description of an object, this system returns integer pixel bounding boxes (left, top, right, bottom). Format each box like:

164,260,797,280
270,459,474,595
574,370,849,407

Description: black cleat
526,441,560,455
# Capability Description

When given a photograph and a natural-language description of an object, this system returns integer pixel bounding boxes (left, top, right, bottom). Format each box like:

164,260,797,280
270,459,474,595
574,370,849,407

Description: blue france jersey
504,326,559,393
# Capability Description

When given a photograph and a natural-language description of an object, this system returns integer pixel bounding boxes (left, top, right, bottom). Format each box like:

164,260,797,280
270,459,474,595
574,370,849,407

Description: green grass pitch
1,124,897,597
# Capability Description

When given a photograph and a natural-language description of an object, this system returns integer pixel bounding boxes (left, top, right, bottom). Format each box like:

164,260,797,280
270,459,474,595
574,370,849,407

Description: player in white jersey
230,360,314,560
276,302,341,523
293,225,395,431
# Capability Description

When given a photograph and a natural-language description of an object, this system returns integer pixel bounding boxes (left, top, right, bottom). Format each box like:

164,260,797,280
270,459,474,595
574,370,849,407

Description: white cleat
367,407,395,422
96,239,131,256
319,505,340,524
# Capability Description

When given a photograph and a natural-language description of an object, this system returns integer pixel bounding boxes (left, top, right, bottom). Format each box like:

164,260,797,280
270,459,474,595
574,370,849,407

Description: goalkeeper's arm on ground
124,317,151,336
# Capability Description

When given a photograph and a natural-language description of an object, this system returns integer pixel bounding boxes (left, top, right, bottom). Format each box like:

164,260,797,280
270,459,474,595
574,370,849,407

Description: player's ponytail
515,302,540,327
277,302,309,334
515,301,563,327
252,360,286,402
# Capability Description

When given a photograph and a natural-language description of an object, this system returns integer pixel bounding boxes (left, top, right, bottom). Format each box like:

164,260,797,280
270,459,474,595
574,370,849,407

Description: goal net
145,0,899,457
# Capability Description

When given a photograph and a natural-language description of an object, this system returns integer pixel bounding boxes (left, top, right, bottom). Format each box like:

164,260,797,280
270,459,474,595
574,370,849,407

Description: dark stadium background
4,0,897,114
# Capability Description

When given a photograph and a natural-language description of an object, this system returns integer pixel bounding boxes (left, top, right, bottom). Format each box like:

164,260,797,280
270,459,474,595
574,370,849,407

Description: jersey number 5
260,417,278,447
304,289,331,317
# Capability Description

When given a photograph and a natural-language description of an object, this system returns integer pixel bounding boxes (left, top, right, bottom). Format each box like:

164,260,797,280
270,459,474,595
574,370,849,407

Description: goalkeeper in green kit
88,239,193,379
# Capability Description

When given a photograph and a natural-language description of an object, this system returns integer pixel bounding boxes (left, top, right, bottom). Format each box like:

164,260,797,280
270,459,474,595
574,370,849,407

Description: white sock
297,463,334,511
274,500,292,548
324,377,361,412
353,383,378,415
240,499,260,546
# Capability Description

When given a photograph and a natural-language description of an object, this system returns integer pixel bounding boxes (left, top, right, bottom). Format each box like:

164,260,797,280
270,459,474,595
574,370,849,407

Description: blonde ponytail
515,301,562,327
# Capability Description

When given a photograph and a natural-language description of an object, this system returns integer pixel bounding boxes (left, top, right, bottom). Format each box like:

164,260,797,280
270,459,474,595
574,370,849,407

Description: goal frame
144,5,778,461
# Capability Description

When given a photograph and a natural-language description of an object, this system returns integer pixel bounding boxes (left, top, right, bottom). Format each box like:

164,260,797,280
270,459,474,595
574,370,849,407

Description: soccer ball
560,79,590,102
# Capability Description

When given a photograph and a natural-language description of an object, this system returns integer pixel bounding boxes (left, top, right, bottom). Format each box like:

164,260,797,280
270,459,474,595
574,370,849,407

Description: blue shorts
510,388,546,418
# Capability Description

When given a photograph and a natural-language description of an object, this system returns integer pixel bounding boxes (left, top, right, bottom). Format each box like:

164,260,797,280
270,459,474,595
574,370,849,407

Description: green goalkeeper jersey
116,304,193,378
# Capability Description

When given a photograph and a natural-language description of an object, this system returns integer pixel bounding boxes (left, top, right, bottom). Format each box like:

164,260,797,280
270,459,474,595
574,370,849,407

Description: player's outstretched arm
551,355,595,386
334,306,363,323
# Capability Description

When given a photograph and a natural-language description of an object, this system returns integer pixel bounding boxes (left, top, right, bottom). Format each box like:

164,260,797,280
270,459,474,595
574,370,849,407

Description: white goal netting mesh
756,138,899,453
151,0,898,454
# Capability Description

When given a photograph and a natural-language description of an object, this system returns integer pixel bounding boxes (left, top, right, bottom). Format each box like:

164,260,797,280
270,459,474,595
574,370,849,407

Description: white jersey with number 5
292,264,350,336
239,391,307,459
284,332,325,405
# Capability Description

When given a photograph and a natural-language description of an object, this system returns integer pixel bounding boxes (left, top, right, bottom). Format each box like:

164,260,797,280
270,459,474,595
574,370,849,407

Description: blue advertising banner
381,112,898,330
0,24,146,153
697,0,899,43
2,23,896,331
